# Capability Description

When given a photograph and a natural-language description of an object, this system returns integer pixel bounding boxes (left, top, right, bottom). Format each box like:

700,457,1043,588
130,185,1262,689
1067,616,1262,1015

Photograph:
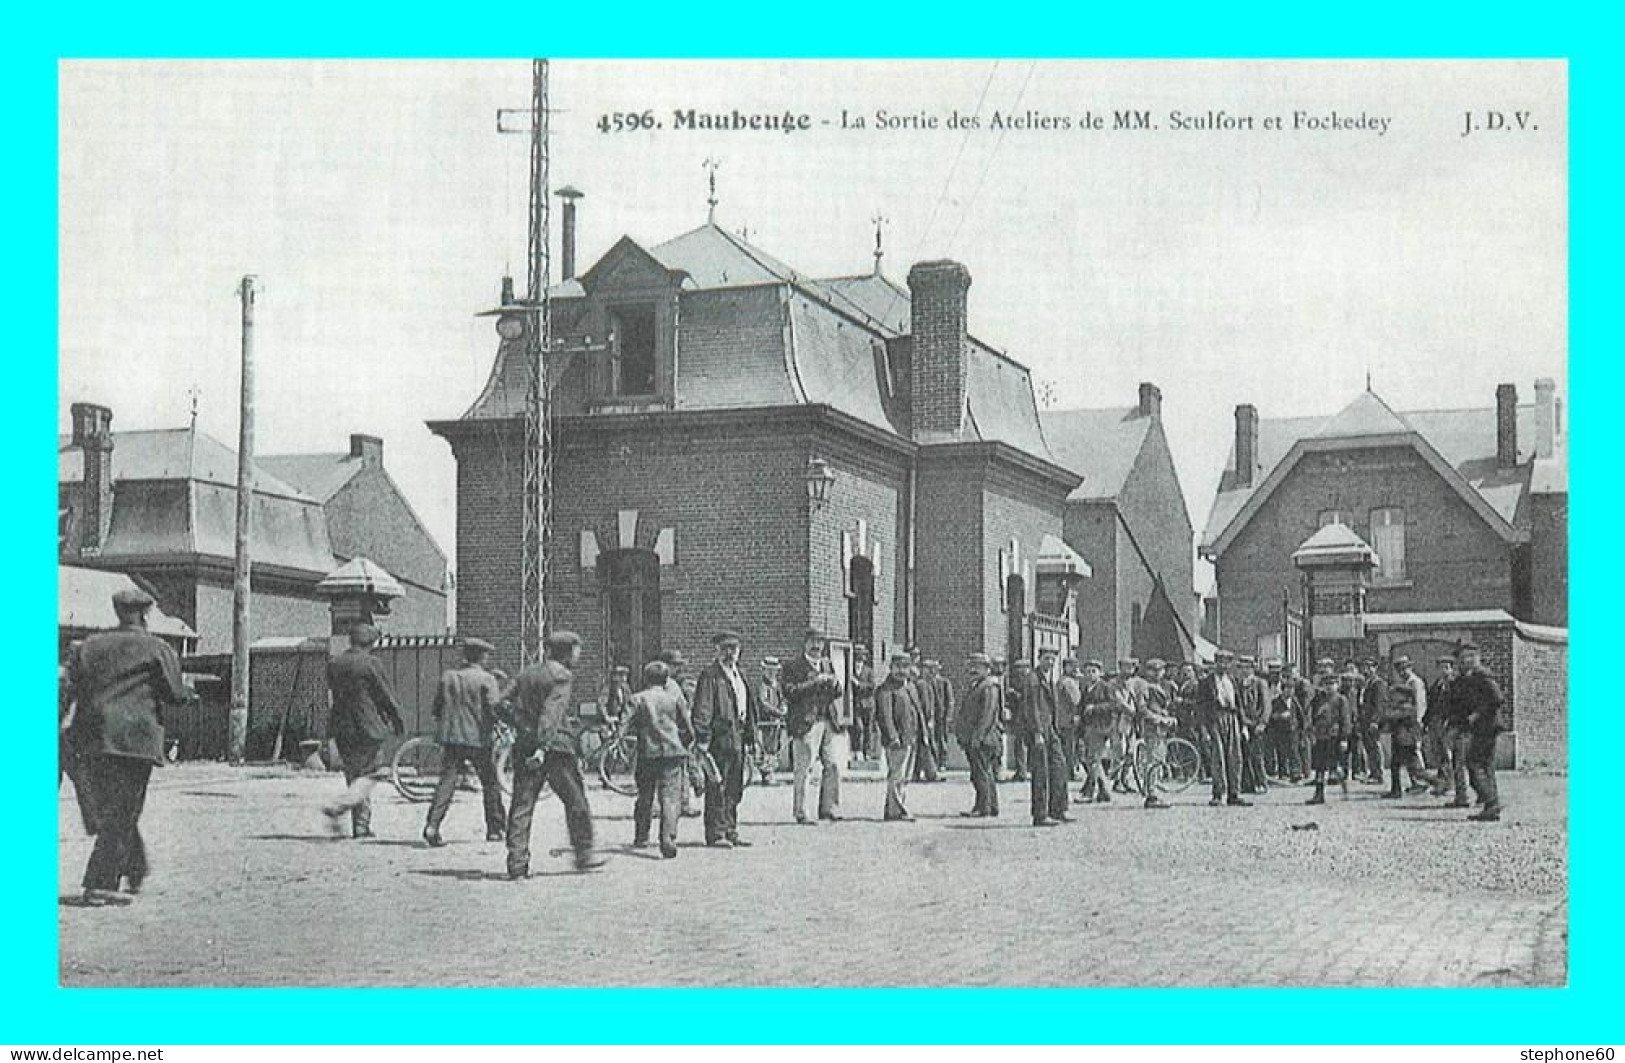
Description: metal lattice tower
521,58,552,665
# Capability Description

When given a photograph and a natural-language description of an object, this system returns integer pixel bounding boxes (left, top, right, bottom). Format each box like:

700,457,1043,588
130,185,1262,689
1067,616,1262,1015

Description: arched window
848,555,875,658
598,548,661,681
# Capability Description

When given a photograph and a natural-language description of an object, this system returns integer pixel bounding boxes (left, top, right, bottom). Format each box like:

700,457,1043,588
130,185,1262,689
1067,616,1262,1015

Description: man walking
506,631,602,877
955,653,1003,817
422,637,506,847
875,653,922,821
691,631,760,848
1197,650,1249,807
1077,660,1118,804
1304,660,1353,805
323,623,406,838
1455,642,1507,821
620,660,693,859
1355,657,1387,784
1382,655,1432,798
66,588,193,905
782,629,847,824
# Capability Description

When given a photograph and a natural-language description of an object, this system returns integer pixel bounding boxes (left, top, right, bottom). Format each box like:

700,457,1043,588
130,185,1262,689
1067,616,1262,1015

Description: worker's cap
1392,655,1412,668
462,637,495,657
1265,658,1283,671
1144,658,1166,671
762,656,781,669
1214,649,1235,662
1456,640,1480,654
711,630,741,647
1317,669,1339,685
642,660,670,685
349,622,380,647
890,652,913,665
658,648,687,667
966,652,992,667
544,630,581,652
1238,654,1257,666
1084,659,1104,670
111,587,155,610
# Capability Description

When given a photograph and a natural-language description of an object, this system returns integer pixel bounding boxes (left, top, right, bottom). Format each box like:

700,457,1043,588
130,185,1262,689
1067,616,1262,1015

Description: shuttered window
1371,506,1406,581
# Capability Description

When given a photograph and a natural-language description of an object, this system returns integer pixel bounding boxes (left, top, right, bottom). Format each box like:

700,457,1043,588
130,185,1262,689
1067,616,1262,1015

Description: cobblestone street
58,764,1567,988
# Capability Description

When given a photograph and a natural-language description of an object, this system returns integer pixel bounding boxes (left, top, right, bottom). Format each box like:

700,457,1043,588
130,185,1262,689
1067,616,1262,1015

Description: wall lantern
805,458,836,512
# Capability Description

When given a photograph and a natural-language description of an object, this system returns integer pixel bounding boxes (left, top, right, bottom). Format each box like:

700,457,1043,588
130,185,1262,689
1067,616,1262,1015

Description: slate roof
59,427,335,575
59,564,197,641
1039,406,1154,501
448,222,1057,465
1202,391,1562,552
258,452,363,502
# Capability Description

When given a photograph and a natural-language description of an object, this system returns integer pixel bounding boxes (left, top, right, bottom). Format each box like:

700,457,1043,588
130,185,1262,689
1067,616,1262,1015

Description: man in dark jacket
782,629,846,824
690,631,760,847
1236,656,1271,794
1304,661,1353,805
925,659,954,774
1455,642,1508,821
1382,655,1432,798
422,637,506,848
323,623,406,838
1196,650,1249,807
1011,649,1069,825
1077,660,1119,804
1425,656,1462,801
506,630,602,876
875,653,922,821
1355,657,1388,783
955,653,1002,817
909,659,941,783
67,588,193,906
619,660,694,858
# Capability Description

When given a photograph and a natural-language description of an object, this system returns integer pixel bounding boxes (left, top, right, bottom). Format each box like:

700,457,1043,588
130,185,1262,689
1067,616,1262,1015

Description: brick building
1199,383,1568,767
430,216,1089,699
1041,383,1198,665
262,435,450,634
59,403,448,652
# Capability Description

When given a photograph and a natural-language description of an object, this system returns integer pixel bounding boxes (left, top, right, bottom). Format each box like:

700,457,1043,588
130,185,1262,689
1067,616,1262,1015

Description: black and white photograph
56,59,1567,989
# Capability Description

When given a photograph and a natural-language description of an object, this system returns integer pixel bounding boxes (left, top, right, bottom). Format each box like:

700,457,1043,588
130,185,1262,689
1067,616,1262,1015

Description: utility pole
499,59,552,666
229,275,257,763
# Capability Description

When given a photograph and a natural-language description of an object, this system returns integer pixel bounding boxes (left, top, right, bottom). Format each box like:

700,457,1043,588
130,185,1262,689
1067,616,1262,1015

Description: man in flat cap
782,628,847,824
849,645,877,762
1234,655,1270,795
1355,657,1387,784
908,656,940,784
659,649,703,817
618,660,694,858
875,652,922,821
1196,650,1249,807
1011,647,1070,825
1427,655,1467,805
1077,660,1118,803
1263,659,1301,784
1135,658,1178,809
1303,660,1353,805
66,587,193,905
506,630,602,876
924,659,955,780
323,622,406,839
754,657,786,785
1056,657,1083,782
1382,655,1432,799
422,637,506,847
691,630,760,847
1455,642,1508,821
954,653,1003,817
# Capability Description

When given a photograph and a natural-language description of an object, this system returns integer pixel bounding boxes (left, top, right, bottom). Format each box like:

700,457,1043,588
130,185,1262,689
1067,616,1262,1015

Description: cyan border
14,2,1612,1043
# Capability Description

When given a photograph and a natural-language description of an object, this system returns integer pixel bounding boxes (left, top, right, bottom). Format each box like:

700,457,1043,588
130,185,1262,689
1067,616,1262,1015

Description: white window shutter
841,530,855,597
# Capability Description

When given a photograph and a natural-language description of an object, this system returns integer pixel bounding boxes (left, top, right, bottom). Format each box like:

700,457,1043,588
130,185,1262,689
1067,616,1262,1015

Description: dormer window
610,304,658,397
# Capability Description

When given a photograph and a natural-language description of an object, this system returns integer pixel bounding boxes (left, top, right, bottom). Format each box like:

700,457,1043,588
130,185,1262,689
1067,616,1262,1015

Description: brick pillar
1496,383,1518,468
1234,404,1258,488
907,260,972,438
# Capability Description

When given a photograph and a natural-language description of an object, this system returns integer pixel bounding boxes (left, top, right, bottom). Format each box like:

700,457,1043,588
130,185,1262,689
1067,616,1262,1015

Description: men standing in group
1056,657,1083,782
782,628,847,825
1077,660,1118,804
955,653,1003,818
691,631,760,849
1135,658,1178,810
1428,656,1468,805
1304,659,1353,805
909,658,941,783
1454,641,1507,822
1383,655,1432,798
924,659,955,778
1197,650,1249,807
506,630,602,877
66,588,193,906
1355,657,1388,784
1011,648,1070,826
323,622,406,838
619,660,693,859
1263,659,1301,783
874,653,922,821
1235,656,1271,795
422,637,506,848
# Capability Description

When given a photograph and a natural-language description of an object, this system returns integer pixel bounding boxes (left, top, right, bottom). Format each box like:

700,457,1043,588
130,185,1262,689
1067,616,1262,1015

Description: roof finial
703,157,721,223
187,383,200,430
871,213,888,276
1365,367,1373,392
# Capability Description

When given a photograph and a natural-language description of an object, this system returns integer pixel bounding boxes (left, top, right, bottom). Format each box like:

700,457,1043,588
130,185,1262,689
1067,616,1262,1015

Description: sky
59,59,1567,571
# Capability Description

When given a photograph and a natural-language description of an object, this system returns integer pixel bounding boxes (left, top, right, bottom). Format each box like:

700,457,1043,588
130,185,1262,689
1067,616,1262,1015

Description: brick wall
807,435,908,655
1513,627,1567,769
1218,444,1514,656
914,450,988,668
1065,500,1119,661
981,463,1067,660
448,424,525,672
1529,493,1568,627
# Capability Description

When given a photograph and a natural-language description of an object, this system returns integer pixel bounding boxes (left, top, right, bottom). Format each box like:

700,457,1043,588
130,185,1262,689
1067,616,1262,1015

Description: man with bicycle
1135,658,1178,809
422,637,506,848
505,630,603,878
1077,660,1118,804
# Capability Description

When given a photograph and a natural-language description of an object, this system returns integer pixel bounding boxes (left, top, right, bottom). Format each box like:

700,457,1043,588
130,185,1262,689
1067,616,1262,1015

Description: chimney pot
349,434,383,466
556,186,583,282
1496,383,1519,468
1534,377,1558,459
1138,382,1163,419
1234,404,1259,489
907,260,973,438
69,402,114,554
500,276,516,305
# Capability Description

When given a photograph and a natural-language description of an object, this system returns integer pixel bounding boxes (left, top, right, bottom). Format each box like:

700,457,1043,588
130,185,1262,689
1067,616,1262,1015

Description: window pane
611,305,658,395
1371,507,1406,580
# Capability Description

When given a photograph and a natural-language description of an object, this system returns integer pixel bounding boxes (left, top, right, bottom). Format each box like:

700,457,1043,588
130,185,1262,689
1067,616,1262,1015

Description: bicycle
742,717,787,788
1109,729,1202,796
392,717,639,803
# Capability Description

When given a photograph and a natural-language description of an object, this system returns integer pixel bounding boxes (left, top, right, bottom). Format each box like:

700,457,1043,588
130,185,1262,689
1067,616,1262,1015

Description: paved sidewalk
58,765,1566,988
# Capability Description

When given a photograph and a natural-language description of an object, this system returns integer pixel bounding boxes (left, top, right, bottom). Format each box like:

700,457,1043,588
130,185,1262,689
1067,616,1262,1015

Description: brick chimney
1234,404,1259,488
1138,381,1163,419
70,402,114,554
556,186,583,282
1533,377,1558,459
907,260,972,438
349,433,383,467
1496,383,1518,468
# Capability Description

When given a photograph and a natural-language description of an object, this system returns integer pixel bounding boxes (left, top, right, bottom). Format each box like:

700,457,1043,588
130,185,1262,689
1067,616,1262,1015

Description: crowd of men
58,589,1513,902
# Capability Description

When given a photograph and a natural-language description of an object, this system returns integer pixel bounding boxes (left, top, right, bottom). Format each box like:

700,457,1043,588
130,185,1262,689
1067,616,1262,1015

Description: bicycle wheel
391,735,444,803
1159,737,1202,794
595,733,639,797
491,741,514,800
